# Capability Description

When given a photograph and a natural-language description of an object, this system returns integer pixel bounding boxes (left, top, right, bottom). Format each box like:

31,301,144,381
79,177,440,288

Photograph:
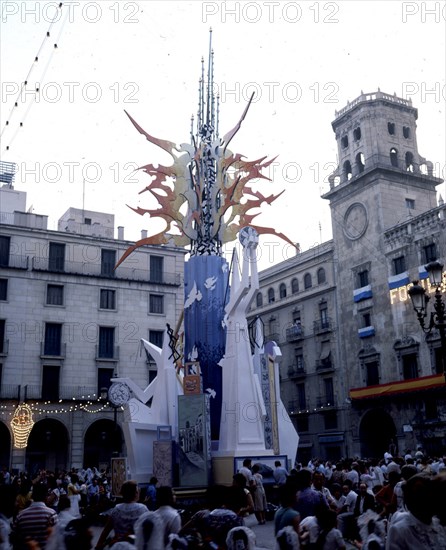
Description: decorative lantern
11,404,34,449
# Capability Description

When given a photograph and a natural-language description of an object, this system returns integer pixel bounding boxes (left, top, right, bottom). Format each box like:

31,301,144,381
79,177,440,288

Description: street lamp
408,261,446,381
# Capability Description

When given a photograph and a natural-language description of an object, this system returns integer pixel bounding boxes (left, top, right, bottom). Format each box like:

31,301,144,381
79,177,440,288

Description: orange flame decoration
117,98,296,267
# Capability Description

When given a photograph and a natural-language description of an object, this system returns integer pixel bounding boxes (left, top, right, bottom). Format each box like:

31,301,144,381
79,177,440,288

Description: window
42,365,60,401
149,330,164,348
324,411,338,430
356,152,365,173
101,249,116,277
324,378,334,404
0,279,7,301
44,323,62,356
48,242,65,272
256,292,263,307
388,122,395,135
406,198,415,210
423,243,437,264
366,362,379,386
304,273,312,289
291,278,299,294
357,270,369,288
46,284,64,306
320,305,329,329
150,256,164,283
353,127,361,141
146,330,164,369
0,236,10,267
390,148,398,167
149,294,164,314
343,160,352,180
0,320,5,354
268,288,275,303
98,326,115,359
405,152,414,172
84,217,92,225
295,349,304,370
402,353,418,380
296,415,309,432
341,135,349,148
98,368,114,398
100,289,116,310
403,126,411,139
362,312,372,328
297,383,306,410
317,268,326,285
279,283,287,299
393,256,406,275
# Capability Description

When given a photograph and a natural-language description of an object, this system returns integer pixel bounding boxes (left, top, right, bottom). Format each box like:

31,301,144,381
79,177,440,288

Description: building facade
249,91,446,462
0,184,185,473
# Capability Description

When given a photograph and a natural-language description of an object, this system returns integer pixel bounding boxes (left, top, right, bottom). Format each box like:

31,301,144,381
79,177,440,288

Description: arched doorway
26,418,69,475
359,408,397,458
0,421,11,469
84,419,123,469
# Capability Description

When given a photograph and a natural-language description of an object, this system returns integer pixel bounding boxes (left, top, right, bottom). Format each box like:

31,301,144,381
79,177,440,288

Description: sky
1,0,445,270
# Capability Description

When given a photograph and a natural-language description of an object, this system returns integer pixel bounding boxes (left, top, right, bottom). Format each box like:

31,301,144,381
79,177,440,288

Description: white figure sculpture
112,330,183,482
217,227,272,455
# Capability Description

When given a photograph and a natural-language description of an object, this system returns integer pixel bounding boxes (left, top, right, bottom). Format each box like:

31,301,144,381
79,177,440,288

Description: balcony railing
265,333,281,344
96,345,119,361
313,318,333,334
317,397,336,408
316,360,335,372
32,257,181,285
40,342,67,358
0,384,21,400
288,399,307,414
0,254,28,270
23,385,105,401
286,325,304,342
287,365,306,379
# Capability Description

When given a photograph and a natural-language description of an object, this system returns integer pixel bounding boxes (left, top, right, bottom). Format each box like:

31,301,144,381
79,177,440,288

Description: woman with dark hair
94,480,147,549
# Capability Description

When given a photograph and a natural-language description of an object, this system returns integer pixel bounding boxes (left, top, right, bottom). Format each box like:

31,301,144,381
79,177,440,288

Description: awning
350,373,445,400
320,342,331,361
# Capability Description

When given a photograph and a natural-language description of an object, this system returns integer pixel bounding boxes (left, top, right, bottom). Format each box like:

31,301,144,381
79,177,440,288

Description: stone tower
322,91,443,447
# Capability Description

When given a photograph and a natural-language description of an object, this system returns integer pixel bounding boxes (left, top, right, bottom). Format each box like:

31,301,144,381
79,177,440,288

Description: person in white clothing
154,486,181,547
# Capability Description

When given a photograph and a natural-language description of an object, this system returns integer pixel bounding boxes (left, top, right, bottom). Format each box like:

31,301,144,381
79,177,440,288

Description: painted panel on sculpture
111,457,127,497
178,394,211,487
153,440,176,487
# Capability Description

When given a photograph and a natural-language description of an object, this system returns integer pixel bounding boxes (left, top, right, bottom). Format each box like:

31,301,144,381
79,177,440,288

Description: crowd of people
0,450,445,549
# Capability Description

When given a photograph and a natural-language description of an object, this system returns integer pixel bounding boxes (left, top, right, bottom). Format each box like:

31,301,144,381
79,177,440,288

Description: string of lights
1,2,68,153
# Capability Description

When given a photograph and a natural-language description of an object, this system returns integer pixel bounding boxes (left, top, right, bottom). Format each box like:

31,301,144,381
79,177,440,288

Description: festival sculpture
115,31,299,481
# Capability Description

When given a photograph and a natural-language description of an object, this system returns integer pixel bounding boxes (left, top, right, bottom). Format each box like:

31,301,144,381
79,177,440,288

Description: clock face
108,382,131,406
239,226,259,249
343,202,368,240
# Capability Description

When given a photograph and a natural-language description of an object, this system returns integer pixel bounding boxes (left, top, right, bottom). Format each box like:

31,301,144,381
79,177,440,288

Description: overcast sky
1,1,445,269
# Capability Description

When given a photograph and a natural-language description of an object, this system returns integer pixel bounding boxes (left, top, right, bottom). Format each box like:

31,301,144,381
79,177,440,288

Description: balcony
0,254,28,270
0,339,9,356
40,342,67,359
287,365,306,379
265,332,281,344
316,359,335,373
31,257,181,285
286,325,304,342
313,318,333,334
316,397,336,408
23,385,103,401
96,345,119,362
288,399,307,414
0,384,21,400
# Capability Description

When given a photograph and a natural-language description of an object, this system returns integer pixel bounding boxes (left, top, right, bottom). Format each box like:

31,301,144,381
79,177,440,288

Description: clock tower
322,90,443,395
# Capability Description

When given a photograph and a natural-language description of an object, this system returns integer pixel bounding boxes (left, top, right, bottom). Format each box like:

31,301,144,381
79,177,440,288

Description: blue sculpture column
184,255,228,440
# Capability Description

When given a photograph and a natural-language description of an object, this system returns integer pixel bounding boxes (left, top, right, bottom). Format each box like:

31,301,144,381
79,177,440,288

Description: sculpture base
212,449,274,485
